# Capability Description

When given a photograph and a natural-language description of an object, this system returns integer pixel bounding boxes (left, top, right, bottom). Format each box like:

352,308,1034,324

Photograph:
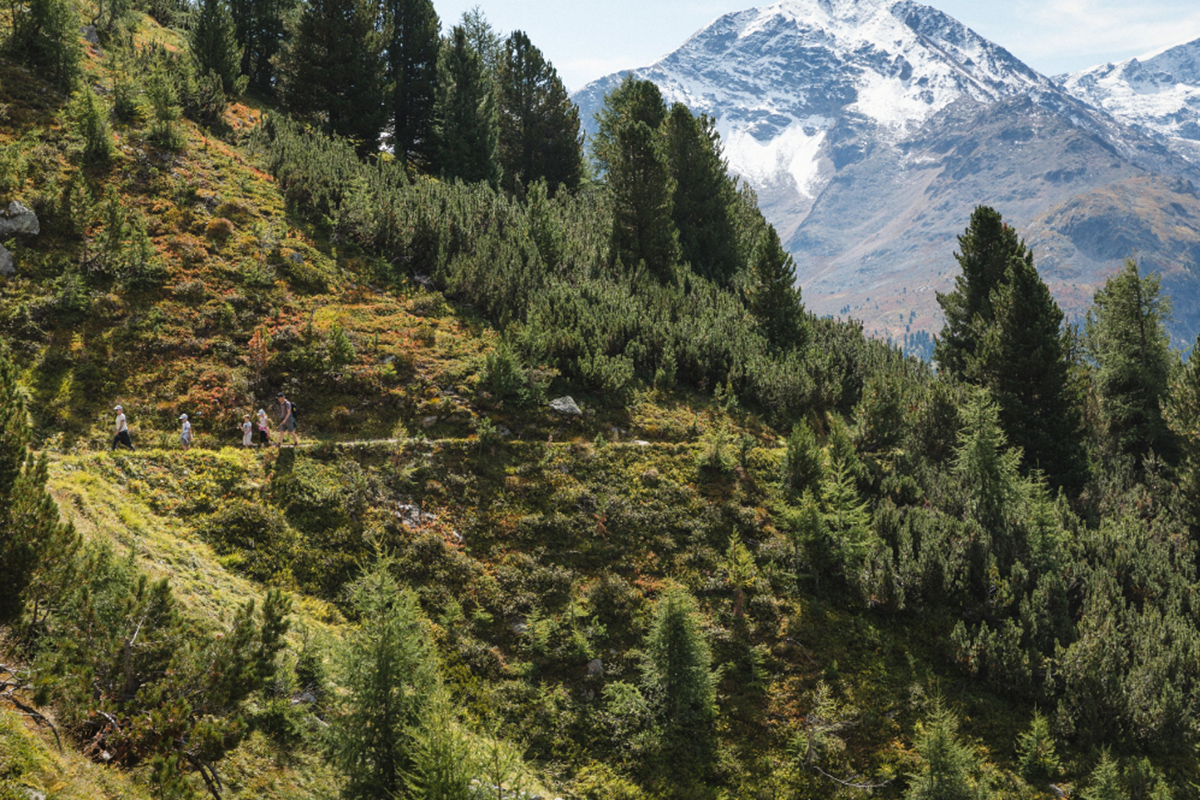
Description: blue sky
430,0,1200,91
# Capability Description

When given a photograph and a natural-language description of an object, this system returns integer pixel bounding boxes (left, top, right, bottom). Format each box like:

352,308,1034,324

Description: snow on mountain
1060,38,1200,160
575,0,1053,210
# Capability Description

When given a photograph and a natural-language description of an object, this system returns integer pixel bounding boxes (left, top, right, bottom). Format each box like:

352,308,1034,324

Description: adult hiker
179,413,193,452
276,392,299,447
111,405,134,451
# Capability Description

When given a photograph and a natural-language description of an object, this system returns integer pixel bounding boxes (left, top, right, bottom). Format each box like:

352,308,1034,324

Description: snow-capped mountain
573,0,1200,349
1061,38,1200,161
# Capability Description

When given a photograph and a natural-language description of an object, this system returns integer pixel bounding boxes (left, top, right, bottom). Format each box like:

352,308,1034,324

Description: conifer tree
459,6,501,78
662,103,741,284
328,561,438,800
1084,258,1175,466
497,30,582,194
905,701,989,800
189,0,246,97
642,587,717,779
969,255,1085,490
748,223,806,349
590,77,667,178
608,117,679,278
1164,334,1200,523
433,25,498,185
935,206,1031,378
7,0,83,92
229,0,294,93
382,0,440,167
276,0,388,155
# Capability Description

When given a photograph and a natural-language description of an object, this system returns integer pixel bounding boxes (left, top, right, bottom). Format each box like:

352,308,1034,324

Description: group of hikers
110,392,299,451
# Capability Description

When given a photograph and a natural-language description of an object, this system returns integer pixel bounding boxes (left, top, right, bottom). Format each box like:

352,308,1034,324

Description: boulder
587,658,604,678
81,25,99,44
0,201,39,237
549,396,582,416
0,242,12,277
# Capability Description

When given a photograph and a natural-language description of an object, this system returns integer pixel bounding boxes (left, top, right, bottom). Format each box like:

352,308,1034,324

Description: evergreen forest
4,2,1200,799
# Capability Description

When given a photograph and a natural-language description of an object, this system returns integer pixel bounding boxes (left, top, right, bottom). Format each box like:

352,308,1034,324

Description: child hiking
179,414,193,451
111,405,134,451
256,408,271,446
241,414,253,447
276,392,298,447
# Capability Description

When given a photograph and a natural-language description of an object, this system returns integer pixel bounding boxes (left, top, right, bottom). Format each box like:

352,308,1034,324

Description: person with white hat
179,413,193,452
111,405,134,451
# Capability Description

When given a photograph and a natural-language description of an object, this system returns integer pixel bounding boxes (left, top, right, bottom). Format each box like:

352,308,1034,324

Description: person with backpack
276,392,299,447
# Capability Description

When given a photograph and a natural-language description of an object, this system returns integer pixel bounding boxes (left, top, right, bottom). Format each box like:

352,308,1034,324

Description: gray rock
512,622,528,635
81,25,99,44
587,658,604,678
0,242,13,277
395,502,437,529
0,201,39,237
549,396,582,416
420,415,439,429
289,251,304,263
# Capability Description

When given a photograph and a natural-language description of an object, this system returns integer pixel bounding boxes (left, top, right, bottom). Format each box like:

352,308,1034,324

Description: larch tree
1085,258,1176,467
276,0,387,155
189,0,246,97
7,0,83,92
433,25,498,185
381,0,440,168
496,30,582,195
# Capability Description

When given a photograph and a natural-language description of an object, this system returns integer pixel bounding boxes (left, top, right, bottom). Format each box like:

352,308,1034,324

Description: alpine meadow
6,2,1200,800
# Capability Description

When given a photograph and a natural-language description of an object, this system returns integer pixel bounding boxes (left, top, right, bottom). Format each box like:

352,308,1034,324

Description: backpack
290,403,299,422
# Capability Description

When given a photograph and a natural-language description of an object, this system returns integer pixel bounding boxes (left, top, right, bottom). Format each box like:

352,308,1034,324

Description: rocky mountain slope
575,0,1200,349
1061,38,1200,164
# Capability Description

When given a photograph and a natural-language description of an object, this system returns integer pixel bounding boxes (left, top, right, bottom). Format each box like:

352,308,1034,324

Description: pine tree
608,117,678,278
0,352,76,627
748,223,806,349
1084,258,1175,466
1080,750,1129,800
1164,334,1200,525
189,0,246,97
459,6,501,78
590,76,667,178
497,30,582,194
433,25,498,185
661,103,740,284
230,0,294,93
642,587,717,779
935,206,1031,378
276,0,388,155
969,255,1085,490
328,561,438,800
382,0,440,167
7,0,83,92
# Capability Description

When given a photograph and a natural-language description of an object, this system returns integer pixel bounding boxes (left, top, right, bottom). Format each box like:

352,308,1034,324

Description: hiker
276,392,298,447
111,405,134,451
256,408,271,447
179,413,193,451
241,414,254,447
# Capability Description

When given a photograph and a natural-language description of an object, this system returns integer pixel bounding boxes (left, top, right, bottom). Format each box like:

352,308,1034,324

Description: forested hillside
3,2,1200,800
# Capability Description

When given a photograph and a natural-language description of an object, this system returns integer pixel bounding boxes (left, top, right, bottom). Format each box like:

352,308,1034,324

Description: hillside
4,4,1200,800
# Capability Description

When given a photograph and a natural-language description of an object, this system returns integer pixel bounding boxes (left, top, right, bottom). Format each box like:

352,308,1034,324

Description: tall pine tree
969,255,1086,490
748,223,806,349
497,30,582,195
189,0,246,97
381,0,440,168
662,103,740,284
590,76,667,178
608,117,679,278
276,0,387,155
935,206,1031,378
230,0,294,94
1085,258,1176,466
432,25,497,185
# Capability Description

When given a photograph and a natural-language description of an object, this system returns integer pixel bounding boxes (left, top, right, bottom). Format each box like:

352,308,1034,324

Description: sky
429,0,1200,92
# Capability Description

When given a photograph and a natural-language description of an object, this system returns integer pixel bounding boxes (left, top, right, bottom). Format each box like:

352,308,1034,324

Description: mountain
1061,38,1200,163
574,0,1200,350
